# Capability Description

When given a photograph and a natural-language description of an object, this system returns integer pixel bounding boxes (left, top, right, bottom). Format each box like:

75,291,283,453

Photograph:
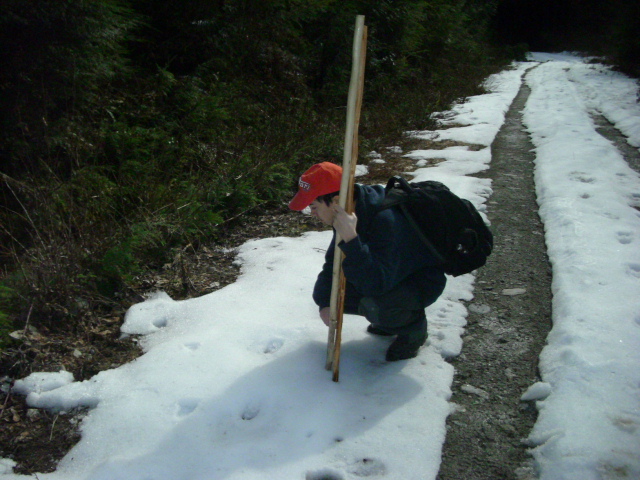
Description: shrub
0,0,511,337
0,283,17,348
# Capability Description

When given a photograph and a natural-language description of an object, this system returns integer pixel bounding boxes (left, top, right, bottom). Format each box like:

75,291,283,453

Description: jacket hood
354,184,386,230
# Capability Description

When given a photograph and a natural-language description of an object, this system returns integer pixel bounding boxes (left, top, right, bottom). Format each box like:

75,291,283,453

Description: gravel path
437,64,640,479
436,70,553,480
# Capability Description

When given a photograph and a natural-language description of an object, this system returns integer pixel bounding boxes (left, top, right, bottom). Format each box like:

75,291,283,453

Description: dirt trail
436,67,640,479
436,70,553,480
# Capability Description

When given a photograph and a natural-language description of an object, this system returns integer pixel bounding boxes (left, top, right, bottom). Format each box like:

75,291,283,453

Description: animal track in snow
616,231,634,245
601,211,620,220
263,338,284,354
433,331,446,341
305,468,345,480
568,171,596,183
348,457,387,477
611,415,639,433
176,398,199,417
152,317,168,328
626,263,640,278
184,342,201,350
241,404,260,421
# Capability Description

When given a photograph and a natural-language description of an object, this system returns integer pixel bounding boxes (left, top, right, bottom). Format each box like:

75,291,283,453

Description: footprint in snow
176,398,200,417
263,338,284,354
611,415,639,433
241,404,260,421
348,457,387,477
569,171,596,183
626,263,640,278
152,316,169,328
601,211,620,220
305,468,345,480
616,231,634,245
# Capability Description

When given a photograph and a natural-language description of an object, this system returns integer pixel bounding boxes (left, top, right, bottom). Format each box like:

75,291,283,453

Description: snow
0,461,16,476
521,382,552,402
521,53,640,480
12,371,75,398
3,52,640,480
354,164,369,177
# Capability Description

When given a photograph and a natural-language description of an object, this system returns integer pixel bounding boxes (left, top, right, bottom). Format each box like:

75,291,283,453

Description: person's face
309,197,337,226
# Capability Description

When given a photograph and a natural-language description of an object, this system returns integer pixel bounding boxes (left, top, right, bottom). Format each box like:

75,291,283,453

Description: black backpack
377,176,493,276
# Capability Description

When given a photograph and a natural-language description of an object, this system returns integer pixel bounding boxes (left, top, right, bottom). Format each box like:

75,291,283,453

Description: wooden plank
326,16,367,382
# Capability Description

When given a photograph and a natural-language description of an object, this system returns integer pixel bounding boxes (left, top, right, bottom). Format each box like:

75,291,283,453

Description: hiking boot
366,324,394,336
385,332,427,361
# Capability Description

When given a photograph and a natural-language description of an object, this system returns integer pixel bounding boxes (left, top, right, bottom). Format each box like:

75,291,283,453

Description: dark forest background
0,0,638,344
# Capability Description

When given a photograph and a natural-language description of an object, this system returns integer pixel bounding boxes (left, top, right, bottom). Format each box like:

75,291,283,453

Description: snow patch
12,371,74,396
521,382,552,401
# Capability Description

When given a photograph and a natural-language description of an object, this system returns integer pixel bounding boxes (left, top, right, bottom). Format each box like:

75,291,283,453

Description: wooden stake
326,16,367,382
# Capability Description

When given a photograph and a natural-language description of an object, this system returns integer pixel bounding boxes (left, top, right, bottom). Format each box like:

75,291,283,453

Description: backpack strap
385,175,412,194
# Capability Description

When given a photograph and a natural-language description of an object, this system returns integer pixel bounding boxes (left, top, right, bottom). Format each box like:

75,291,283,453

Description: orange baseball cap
289,162,343,211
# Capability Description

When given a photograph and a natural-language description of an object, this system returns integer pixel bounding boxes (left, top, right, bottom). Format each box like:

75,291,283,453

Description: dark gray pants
342,273,444,336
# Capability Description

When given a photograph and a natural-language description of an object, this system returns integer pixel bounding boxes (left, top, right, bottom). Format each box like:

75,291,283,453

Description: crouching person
289,162,446,361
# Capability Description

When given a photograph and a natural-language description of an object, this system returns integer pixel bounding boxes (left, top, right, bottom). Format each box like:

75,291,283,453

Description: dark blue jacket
313,184,446,309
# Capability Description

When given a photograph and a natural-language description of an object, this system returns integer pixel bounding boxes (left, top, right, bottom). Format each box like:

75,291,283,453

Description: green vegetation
1,0,637,341
0,284,16,349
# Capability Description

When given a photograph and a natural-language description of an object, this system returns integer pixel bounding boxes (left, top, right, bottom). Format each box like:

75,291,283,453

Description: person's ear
331,195,340,206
